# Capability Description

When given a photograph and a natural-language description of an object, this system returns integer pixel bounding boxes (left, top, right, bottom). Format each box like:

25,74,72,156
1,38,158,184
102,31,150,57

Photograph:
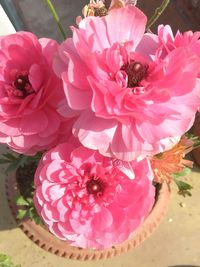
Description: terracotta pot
192,114,200,166
6,172,170,261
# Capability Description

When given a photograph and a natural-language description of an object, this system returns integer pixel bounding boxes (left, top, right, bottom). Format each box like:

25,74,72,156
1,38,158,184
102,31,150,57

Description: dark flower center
86,177,106,197
121,60,149,87
14,75,31,91
94,6,108,17
13,73,33,97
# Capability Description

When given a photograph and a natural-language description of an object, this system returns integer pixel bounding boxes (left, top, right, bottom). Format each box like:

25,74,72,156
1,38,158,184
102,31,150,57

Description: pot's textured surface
6,172,170,261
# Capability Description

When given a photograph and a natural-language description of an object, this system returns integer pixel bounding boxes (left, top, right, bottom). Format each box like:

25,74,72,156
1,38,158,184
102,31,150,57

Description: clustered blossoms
1,1,200,249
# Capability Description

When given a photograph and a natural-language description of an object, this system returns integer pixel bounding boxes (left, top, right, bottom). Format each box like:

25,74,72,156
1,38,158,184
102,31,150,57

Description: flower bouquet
1,0,200,260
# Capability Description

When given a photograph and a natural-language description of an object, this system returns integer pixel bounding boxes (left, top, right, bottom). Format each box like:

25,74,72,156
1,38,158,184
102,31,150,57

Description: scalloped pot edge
5,172,171,261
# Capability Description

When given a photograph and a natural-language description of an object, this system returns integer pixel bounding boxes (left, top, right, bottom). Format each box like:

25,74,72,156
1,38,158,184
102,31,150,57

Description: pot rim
5,171,171,261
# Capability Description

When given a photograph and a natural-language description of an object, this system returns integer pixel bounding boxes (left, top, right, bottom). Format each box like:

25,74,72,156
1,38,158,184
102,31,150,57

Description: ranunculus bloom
34,142,155,249
55,6,200,161
156,25,200,76
0,32,75,155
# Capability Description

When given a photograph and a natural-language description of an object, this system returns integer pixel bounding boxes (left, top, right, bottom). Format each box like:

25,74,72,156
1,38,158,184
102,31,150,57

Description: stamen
121,60,148,87
86,177,106,196
12,73,33,97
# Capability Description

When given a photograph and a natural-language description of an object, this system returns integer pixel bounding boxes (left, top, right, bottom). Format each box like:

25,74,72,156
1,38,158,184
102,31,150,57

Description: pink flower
55,6,200,161
34,142,155,249
157,25,200,74
0,32,75,155
146,24,200,110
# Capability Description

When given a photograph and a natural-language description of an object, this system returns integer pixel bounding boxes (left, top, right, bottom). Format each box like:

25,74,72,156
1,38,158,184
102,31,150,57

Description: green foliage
185,132,200,148
173,167,193,197
0,149,43,224
0,151,42,174
15,195,43,225
0,254,21,267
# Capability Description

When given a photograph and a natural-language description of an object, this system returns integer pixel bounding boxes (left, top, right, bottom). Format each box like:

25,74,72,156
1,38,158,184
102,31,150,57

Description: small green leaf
173,178,193,197
173,166,193,197
27,210,34,220
33,216,43,225
0,253,21,267
173,167,191,179
0,254,11,263
15,196,29,206
0,158,11,164
174,179,193,191
26,198,34,205
185,132,200,148
16,209,27,220
15,193,44,225
2,152,18,161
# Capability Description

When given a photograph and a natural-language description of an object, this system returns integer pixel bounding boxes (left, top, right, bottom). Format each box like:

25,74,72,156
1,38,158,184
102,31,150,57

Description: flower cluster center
86,176,106,197
121,60,148,87
14,75,31,91
12,72,34,97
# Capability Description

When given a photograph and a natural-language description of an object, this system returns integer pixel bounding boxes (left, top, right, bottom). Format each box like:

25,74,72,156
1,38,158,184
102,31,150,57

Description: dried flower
150,136,194,184
76,0,137,24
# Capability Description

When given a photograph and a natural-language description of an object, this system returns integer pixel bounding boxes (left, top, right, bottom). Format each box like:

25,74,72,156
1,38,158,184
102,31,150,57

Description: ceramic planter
6,171,170,261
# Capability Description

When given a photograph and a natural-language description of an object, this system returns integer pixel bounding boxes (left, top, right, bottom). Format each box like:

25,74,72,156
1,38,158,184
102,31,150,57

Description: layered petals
34,142,155,249
0,32,75,154
55,6,200,161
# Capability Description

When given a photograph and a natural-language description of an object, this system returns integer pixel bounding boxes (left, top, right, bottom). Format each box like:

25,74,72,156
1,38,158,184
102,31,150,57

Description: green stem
44,0,66,40
146,0,170,30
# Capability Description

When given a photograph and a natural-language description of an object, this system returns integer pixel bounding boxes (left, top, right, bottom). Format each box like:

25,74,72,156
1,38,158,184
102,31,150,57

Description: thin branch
44,0,67,40
146,0,170,30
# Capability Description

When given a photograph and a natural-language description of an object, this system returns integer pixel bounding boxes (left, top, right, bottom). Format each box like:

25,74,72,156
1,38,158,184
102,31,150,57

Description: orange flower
150,136,194,184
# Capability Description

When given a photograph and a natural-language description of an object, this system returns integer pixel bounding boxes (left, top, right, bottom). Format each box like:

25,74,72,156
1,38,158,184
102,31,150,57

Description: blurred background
1,0,200,42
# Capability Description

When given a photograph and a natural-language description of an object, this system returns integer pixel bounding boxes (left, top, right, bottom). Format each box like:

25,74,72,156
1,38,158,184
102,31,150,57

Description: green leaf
173,179,193,197
33,216,43,225
27,210,34,220
16,209,27,220
174,179,193,191
15,196,29,206
185,132,200,148
0,159,11,164
0,254,21,267
15,193,44,225
26,198,34,205
173,167,193,197
0,254,11,263
173,167,191,179
2,152,18,161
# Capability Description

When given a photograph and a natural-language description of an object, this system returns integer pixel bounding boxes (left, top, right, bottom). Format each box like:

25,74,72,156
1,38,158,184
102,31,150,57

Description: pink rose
0,32,74,155
55,6,200,161
34,142,155,249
